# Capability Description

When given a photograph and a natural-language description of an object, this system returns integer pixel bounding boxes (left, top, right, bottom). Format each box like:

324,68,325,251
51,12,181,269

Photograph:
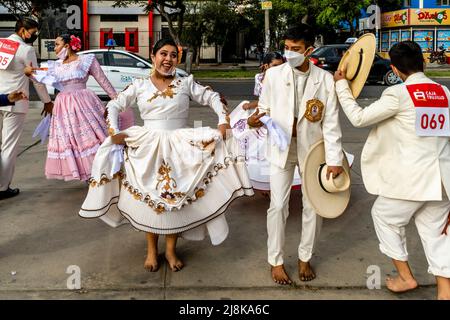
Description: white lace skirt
79,125,254,245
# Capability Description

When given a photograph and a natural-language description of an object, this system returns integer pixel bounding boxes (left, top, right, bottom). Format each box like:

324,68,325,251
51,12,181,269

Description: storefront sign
261,1,272,10
381,9,409,28
411,9,450,25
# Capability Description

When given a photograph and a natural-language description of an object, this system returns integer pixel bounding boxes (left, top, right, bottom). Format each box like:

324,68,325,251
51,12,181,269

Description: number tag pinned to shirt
406,83,450,137
0,39,19,70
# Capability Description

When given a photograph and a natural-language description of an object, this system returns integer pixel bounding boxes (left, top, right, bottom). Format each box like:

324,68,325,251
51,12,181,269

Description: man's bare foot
436,276,450,300
298,260,316,282
271,265,292,285
144,253,159,272
386,276,418,293
165,252,184,272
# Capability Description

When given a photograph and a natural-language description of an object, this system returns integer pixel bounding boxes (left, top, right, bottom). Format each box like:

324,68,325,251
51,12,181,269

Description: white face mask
156,66,176,77
284,48,312,68
57,47,68,60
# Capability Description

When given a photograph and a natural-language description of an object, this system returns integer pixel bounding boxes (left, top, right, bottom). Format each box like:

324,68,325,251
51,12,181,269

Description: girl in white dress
79,39,253,271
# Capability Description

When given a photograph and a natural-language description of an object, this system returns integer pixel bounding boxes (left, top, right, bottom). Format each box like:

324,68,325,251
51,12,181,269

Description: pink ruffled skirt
45,89,134,181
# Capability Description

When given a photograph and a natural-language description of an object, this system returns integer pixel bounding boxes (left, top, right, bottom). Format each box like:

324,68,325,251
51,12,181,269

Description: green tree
111,0,186,44
311,0,371,36
0,0,71,17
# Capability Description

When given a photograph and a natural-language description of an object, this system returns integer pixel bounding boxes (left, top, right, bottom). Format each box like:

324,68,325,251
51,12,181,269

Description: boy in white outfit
334,41,450,299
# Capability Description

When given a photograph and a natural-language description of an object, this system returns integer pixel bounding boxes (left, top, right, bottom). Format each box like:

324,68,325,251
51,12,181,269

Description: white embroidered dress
79,75,254,244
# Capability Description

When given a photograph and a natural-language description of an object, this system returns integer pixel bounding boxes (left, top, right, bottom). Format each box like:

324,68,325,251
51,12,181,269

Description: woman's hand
41,102,54,116
111,133,128,145
218,123,231,140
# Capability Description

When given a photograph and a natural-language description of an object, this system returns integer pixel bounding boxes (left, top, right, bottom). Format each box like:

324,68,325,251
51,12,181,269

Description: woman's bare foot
386,276,418,293
298,260,316,281
145,232,159,271
436,276,450,300
144,253,159,272
271,265,292,285
165,252,184,272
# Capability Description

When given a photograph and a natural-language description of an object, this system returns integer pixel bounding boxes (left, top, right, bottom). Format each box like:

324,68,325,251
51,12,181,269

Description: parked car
309,44,400,86
40,49,189,97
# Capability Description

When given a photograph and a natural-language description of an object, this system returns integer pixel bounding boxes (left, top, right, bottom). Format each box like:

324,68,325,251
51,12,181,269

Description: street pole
265,9,270,53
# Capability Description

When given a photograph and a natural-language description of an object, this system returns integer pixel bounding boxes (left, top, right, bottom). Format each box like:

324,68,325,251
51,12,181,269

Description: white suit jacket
258,62,343,170
0,34,51,113
336,72,450,201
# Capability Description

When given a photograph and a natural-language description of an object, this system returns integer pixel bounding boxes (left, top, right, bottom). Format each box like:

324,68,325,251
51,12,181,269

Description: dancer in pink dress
27,34,134,181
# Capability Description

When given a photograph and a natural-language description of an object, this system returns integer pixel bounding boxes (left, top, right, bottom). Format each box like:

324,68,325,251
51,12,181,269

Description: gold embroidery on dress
89,171,124,187
156,160,186,204
117,156,243,214
147,84,176,103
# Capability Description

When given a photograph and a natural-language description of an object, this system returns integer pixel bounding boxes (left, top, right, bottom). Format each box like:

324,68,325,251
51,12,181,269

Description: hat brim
338,33,376,99
302,140,351,219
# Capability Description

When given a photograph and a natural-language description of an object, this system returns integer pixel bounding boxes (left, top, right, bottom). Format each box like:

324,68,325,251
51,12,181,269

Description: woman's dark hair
263,51,283,65
283,24,315,48
15,16,39,32
152,38,178,56
58,34,71,45
389,41,424,75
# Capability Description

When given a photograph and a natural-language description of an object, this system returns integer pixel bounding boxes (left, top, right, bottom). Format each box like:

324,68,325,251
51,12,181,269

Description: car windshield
127,52,152,64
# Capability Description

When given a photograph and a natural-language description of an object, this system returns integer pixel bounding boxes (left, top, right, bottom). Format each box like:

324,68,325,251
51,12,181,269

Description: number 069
421,113,445,130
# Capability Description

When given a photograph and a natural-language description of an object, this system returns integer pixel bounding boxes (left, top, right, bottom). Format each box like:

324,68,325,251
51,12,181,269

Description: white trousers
372,193,450,277
0,111,26,191
267,139,322,266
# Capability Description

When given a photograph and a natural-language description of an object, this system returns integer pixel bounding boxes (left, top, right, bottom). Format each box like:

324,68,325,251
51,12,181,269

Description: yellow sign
410,9,450,25
261,1,272,10
381,9,409,28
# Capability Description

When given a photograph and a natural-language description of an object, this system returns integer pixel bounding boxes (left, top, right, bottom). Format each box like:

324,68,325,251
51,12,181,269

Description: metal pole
264,9,270,53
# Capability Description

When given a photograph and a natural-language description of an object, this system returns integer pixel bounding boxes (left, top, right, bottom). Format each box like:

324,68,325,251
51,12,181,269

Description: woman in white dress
230,52,302,192
79,39,253,271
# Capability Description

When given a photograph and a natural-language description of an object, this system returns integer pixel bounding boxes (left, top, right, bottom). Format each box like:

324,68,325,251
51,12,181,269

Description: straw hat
302,140,351,219
338,33,376,99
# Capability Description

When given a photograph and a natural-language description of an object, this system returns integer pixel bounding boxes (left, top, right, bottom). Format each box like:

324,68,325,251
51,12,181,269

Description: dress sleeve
24,47,51,103
186,75,228,125
89,56,117,99
106,80,139,135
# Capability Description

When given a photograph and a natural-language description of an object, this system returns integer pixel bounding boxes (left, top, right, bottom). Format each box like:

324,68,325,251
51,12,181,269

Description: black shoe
0,188,20,200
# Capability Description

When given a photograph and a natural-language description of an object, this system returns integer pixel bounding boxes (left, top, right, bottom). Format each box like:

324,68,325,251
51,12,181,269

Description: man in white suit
335,41,450,299
0,16,53,200
248,24,344,285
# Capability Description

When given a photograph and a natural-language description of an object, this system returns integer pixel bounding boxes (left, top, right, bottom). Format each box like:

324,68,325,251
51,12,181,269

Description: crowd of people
0,16,449,300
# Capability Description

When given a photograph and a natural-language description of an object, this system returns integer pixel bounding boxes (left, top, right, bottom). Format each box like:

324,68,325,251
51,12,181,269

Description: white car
40,49,188,96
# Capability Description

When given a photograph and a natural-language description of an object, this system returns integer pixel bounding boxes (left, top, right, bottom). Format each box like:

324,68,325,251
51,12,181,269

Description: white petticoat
79,126,254,245
230,102,301,190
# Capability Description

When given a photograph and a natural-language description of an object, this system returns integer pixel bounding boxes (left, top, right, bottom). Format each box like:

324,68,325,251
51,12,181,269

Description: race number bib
406,83,450,137
0,38,19,70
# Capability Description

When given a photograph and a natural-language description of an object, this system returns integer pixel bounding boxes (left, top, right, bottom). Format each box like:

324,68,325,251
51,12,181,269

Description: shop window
113,33,126,47
401,30,411,41
440,0,450,6
391,31,399,47
100,28,113,49
125,28,139,52
413,30,434,52
403,0,411,7
381,32,390,52
100,14,139,22
437,30,450,51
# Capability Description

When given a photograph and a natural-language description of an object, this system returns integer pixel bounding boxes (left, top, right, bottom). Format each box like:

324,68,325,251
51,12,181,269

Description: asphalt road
200,78,450,100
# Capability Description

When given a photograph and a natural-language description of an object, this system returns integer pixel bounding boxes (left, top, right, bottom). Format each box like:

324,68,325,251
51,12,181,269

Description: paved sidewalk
0,100,438,299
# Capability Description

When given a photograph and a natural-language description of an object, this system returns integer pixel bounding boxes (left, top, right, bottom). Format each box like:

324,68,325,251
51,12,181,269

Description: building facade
377,0,450,60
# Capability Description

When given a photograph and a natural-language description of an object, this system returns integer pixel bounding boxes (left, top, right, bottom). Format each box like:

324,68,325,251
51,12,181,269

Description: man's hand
41,101,54,116
326,166,344,180
111,133,128,145
7,91,28,103
334,69,347,82
218,123,231,140
247,108,266,128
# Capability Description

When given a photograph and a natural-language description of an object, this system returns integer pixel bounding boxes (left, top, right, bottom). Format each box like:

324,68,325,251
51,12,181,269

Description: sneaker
0,188,20,200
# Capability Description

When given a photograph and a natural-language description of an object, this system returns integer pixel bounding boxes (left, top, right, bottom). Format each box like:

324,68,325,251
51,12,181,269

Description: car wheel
384,70,400,86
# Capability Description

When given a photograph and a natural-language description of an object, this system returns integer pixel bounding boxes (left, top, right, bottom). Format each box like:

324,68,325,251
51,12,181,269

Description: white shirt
293,67,310,118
